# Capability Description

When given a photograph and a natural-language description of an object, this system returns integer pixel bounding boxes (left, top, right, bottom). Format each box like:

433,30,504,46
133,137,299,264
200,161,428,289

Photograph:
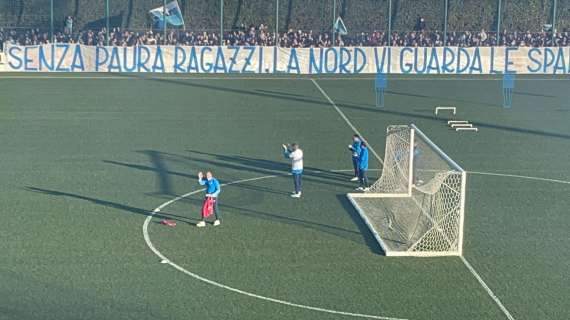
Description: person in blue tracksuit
348,134,362,181
196,171,221,227
356,142,369,191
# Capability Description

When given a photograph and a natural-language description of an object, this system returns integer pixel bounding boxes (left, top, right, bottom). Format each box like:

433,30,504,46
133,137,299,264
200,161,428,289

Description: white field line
460,257,515,320
311,78,517,320
143,173,408,320
143,167,568,319
311,79,385,164
468,171,570,185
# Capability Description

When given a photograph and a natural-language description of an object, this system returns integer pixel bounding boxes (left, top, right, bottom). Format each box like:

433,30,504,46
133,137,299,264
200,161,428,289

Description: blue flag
150,1,185,27
333,16,348,35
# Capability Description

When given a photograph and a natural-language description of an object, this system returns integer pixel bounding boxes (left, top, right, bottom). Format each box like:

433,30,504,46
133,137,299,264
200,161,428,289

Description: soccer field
1,73,569,320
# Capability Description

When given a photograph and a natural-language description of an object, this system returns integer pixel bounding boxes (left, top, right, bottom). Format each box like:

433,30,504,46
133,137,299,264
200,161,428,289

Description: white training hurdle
436,106,480,132
455,127,479,132
435,106,456,115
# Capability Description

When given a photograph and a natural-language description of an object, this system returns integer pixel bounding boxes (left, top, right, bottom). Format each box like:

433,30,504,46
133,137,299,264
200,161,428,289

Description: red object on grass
160,219,176,227
202,197,215,218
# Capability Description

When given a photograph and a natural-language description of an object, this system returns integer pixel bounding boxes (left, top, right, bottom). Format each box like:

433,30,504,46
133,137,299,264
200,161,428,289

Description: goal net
348,124,466,256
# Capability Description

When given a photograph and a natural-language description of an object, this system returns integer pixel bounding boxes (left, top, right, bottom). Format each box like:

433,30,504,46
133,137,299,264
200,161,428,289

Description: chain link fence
1,0,569,51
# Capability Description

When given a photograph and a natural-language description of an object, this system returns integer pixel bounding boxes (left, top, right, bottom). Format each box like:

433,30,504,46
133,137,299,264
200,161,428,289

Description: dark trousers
352,157,360,177
293,173,302,193
203,197,220,221
359,169,369,188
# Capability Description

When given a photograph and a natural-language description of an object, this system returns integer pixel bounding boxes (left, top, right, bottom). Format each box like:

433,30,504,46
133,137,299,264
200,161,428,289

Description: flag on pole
333,16,348,35
149,1,185,27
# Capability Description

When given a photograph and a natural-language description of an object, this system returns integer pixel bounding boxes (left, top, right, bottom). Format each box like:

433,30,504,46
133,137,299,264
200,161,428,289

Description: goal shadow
336,194,385,255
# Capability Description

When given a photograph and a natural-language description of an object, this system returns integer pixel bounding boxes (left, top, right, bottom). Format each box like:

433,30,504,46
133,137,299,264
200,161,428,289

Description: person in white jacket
282,143,304,198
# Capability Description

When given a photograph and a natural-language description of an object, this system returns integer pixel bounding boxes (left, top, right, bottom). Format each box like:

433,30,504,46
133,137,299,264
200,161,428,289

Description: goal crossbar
411,124,465,173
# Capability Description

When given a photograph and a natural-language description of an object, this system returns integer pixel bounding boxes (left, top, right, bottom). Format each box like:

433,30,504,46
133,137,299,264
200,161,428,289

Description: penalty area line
311,79,384,165
311,78,517,320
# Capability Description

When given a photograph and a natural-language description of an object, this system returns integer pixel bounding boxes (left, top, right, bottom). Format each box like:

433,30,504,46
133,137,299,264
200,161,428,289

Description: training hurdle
446,119,479,132
436,106,480,132
434,106,456,115
455,127,479,132
450,123,473,128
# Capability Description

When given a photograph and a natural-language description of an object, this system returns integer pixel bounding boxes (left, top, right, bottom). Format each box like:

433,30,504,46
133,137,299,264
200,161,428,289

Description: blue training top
414,146,422,159
358,147,369,170
350,140,362,158
199,178,221,197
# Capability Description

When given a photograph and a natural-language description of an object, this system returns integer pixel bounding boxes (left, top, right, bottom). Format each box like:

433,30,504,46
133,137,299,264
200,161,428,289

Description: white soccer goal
348,124,466,257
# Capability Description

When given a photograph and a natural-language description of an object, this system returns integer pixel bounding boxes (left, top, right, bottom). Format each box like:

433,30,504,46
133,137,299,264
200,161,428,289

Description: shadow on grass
103,150,196,197
179,195,380,252
100,149,383,253
185,149,352,180
142,150,175,196
513,90,556,98
24,186,198,224
103,150,355,194
144,76,570,140
336,194,385,255
25,185,379,252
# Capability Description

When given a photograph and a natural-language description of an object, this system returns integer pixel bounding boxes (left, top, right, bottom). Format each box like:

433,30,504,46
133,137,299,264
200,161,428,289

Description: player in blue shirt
348,134,362,181
196,171,221,227
356,142,370,191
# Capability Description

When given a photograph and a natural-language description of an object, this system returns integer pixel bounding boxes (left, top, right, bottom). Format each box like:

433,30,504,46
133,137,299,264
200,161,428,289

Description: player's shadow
179,196,383,253
103,149,355,196
24,186,382,253
229,182,291,196
513,91,556,98
140,150,178,196
183,149,354,187
24,187,199,224
102,149,198,197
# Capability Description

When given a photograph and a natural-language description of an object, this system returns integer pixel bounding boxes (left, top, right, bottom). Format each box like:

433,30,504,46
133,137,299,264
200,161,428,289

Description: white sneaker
290,192,301,198
350,177,359,181
363,187,370,192
196,221,206,228
213,220,221,226
355,187,364,191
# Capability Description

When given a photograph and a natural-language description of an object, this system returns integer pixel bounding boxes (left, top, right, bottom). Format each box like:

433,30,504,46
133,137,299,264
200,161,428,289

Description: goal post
348,124,467,257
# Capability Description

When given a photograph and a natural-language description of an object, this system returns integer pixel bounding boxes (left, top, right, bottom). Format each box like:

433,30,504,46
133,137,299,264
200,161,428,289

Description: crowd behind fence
2,26,570,51
1,0,569,51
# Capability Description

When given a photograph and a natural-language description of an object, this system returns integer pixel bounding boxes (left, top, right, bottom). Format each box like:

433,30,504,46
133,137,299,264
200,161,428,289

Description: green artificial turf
0,73,568,320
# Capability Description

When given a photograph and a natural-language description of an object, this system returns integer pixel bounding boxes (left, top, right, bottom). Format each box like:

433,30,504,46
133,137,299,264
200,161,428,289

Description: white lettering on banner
4,44,570,74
